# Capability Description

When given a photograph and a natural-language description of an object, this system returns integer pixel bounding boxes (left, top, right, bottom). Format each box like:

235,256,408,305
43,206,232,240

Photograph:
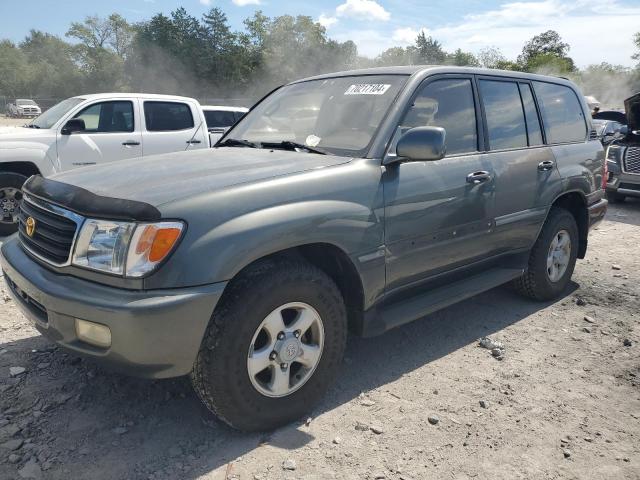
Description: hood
0,126,51,144
624,92,640,133
51,147,351,207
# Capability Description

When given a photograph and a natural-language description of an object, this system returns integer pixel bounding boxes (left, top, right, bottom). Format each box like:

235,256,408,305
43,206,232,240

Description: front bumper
606,171,640,198
1,236,226,378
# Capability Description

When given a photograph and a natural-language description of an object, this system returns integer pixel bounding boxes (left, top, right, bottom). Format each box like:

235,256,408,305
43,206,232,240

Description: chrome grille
623,146,640,174
17,196,83,266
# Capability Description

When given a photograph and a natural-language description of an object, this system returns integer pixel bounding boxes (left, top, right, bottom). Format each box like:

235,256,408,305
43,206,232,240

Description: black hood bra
23,175,161,222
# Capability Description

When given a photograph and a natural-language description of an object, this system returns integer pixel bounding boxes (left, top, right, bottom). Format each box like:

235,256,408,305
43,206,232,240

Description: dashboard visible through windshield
225,75,408,157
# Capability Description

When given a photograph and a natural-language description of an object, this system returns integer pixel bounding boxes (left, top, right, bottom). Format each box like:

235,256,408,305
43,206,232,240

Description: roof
291,65,577,87
71,93,199,102
201,105,249,112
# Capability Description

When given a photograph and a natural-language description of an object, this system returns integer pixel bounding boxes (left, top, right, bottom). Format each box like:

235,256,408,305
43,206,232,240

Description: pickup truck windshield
226,75,407,156
16,99,36,106
30,97,85,129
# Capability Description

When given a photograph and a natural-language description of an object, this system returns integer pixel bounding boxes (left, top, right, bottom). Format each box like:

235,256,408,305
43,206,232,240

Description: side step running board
365,267,524,336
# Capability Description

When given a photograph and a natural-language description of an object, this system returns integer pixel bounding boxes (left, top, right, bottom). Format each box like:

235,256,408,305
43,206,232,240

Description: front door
383,76,495,292
57,100,142,171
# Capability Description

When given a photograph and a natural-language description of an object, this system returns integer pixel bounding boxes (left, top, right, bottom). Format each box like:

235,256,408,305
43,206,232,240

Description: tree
20,30,83,97
447,48,479,67
517,30,575,73
415,32,446,64
478,46,506,69
633,31,640,65
375,46,415,66
0,40,34,97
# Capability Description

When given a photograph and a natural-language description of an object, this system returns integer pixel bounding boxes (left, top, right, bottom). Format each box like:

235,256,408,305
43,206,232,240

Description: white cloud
199,0,211,5
340,0,640,67
336,0,391,21
318,14,339,29
392,27,428,45
232,0,261,5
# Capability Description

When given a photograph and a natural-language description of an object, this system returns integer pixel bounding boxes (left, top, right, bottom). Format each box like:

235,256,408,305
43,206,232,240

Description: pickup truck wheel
191,258,347,431
513,207,578,301
0,172,27,235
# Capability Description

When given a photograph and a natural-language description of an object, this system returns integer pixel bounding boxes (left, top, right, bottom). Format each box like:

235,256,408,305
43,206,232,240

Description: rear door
141,100,208,157
56,99,142,170
383,76,496,291
476,77,562,253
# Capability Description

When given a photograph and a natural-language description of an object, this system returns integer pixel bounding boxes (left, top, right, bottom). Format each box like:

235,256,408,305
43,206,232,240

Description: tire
513,207,579,301
0,172,27,236
191,258,348,431
607,192,626,203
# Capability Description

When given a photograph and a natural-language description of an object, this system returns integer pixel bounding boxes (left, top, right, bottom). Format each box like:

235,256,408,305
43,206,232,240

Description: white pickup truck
0,93,211,234
6,99,42,118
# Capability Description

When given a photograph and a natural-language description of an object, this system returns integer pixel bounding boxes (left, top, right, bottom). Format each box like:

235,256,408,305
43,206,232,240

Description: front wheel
513,207,579,301
191,258,347,431
0,172,27,236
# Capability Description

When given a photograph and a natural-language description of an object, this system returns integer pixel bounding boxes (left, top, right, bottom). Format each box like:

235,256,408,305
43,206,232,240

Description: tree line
1,6,639,105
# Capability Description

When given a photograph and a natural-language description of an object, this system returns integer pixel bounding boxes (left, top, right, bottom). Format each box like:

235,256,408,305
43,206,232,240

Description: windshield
226,75,407,156
30,97,84,129
16,99,36,106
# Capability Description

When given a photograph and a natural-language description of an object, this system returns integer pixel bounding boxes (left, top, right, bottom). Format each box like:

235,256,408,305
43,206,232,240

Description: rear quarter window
144,101,194,131
533,82,587,144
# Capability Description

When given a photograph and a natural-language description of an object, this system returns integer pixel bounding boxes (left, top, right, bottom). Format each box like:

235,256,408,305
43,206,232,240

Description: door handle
186,139,202,144
466,171,491,184
538,160,555,171
122,141,140,146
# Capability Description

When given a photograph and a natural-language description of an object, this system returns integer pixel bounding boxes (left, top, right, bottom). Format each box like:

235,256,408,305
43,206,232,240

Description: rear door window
204,110,237,129
479,80,527,150
519,83,544,146
533,82,587,144
144,102,194,131
73,101,134,133
395,78,478,155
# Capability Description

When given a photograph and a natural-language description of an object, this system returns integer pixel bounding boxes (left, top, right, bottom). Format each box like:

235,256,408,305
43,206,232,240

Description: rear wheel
513,207,579,301
0,172,27,236
191,258,347,431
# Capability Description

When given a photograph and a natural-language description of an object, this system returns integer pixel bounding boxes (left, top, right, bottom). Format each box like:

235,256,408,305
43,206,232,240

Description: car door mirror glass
390,126,446,163
61,118,86,135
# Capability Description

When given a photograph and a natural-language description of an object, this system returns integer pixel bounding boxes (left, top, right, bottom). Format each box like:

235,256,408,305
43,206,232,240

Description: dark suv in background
2,66,607,431
605,93,640,202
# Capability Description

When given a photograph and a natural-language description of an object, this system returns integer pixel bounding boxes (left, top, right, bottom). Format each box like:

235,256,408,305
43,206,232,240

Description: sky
1,0,639,68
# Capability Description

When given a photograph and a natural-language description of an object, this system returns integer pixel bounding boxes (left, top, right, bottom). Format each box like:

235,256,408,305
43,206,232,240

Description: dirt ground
0,115,32,127
0,194,639,479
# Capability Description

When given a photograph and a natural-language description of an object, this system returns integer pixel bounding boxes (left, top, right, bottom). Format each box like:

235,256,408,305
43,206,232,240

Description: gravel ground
0,115,31,127
0,182,639,479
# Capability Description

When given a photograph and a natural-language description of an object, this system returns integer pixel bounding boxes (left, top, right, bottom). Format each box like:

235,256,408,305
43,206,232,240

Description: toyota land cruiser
1,66,607,431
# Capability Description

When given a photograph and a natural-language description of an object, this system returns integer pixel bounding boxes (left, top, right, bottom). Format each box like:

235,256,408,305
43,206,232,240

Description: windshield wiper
24,124,40,129
262,141,328,155
217,138,260,148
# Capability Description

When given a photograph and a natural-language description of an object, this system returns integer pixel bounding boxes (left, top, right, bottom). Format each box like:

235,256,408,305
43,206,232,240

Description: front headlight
606,145,620,162
72,219,184,277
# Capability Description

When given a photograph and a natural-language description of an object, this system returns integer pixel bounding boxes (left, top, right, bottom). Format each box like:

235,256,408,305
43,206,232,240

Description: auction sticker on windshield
344,84,391,95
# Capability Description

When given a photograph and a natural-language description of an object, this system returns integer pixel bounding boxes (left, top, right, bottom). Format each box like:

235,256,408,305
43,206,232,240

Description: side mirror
392,126,446,163
61,118,86,135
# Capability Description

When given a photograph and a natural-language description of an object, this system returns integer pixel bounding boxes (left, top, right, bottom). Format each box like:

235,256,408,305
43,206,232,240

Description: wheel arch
0,161,41,179
226,242,366,336
549,190,589,259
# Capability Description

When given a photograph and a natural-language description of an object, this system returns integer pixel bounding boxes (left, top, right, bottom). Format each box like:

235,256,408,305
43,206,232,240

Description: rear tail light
602,154,608,190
